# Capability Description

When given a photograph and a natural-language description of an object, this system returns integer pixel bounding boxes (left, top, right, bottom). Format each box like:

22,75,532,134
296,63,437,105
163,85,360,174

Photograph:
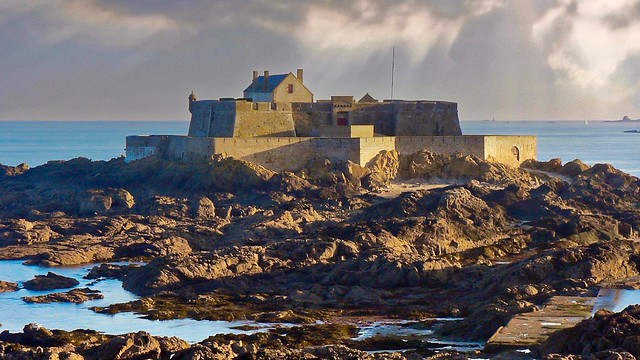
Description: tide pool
592,288,640,314
0,260,272,342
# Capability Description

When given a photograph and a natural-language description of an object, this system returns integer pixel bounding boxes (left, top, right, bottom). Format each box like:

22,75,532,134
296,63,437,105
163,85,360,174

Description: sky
1,0,639,121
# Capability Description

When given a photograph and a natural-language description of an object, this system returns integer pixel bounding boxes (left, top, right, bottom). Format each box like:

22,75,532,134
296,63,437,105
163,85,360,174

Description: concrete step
484,296,596,352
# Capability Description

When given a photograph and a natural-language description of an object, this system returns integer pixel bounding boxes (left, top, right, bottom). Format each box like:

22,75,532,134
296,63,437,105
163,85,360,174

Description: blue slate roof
243,74,289,93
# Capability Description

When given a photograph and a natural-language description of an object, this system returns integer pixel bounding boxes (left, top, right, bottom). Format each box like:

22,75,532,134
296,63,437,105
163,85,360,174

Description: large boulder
210,157,276,191
79,190,113,214
443,155,481,178
79,188,135,215
559,159,590,177
303,158,347,185
23,272,80,291
521,158,563,172
364,150,399,189
22,287,103,304
85,331,162,360
400,150,447,178
192,197,216,220
0,280,19,292
344,161,370,187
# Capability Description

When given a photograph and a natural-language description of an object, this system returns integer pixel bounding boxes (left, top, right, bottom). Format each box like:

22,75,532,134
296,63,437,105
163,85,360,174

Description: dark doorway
337,111,348,125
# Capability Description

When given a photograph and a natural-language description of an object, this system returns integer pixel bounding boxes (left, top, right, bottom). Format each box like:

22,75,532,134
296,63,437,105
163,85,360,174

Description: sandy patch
374,180,457,199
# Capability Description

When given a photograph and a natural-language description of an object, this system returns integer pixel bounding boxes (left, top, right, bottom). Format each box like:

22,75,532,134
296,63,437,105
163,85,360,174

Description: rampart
188,99,461,138
126,135,536,171
188,100,296,138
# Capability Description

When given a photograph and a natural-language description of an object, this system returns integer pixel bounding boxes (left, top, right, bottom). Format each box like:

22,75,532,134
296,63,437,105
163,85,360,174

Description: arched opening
511,146,520,161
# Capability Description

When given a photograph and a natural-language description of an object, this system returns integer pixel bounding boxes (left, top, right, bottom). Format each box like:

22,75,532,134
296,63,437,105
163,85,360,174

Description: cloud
290,0,506,64
533,0,640,90
1,0,639,120
1,0,183,49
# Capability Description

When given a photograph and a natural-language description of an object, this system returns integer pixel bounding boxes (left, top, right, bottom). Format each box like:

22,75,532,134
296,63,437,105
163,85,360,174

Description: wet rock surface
22,272,80,291
22,287,103,304
0,153,639,358
0,280,19,293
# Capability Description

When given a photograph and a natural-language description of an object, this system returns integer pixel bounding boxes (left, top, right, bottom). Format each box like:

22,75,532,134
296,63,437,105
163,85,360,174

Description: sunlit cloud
533,0,640,94
292,0,506,64
3,0,183,49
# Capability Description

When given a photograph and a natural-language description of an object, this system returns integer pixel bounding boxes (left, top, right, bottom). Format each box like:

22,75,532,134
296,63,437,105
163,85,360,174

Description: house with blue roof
243,69,313,103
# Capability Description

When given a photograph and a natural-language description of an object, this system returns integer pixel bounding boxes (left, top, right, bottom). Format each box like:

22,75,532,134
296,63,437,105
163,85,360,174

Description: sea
0,120,638,177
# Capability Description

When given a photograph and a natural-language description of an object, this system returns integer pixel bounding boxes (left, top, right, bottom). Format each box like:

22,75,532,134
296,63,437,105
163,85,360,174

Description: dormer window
287,84,294,93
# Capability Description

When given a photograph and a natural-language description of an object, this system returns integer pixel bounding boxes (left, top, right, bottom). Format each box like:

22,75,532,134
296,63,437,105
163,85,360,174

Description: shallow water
356,320,484,352
592,288,640,314
0,260,273,342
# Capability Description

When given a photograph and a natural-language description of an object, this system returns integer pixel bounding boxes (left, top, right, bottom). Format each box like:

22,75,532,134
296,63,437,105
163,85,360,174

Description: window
287,84,294,93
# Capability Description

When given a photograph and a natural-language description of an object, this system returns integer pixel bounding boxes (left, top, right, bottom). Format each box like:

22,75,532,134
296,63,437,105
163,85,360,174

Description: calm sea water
0,121,188,167
0,120,637,176
463,120,640,177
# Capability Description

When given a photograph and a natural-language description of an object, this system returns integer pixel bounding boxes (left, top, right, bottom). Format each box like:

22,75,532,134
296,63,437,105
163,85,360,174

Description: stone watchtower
188,91,197,113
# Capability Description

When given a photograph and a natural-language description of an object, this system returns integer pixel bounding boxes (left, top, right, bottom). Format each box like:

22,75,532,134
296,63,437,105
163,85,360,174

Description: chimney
263,70,269,92
252,70,258,91
296,68,304,84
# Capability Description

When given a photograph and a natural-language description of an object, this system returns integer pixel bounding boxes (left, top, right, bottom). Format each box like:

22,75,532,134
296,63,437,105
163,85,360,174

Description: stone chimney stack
252,70,258,91
296,68,304,84
263,70,269,92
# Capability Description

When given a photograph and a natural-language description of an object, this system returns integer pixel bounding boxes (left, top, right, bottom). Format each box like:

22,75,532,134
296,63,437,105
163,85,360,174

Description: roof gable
359,93,377,103
244,74,289,93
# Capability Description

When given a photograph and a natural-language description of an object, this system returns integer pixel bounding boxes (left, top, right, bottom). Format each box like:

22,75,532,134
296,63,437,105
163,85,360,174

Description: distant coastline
604,115,640,123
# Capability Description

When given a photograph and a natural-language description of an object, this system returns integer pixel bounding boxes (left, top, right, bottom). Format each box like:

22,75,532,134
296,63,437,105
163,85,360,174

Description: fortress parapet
127,68,537,170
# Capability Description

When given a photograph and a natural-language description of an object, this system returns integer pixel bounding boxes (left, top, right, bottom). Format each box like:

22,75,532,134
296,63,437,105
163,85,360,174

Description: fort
126,69,537,170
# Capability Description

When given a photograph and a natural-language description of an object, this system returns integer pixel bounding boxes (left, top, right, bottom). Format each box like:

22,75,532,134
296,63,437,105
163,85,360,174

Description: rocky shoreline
1,151,639,359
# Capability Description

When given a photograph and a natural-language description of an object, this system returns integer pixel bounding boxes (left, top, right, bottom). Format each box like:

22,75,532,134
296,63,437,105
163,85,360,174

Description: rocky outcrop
0,154,640,358
85,263,141,280
22,287,103,304
210,157,276,191
0,280,19,292
400,150,540,187
23,272,80,291
0,163,29,177
79,188,136,215
192,196,216,220
0,219,59,246
0,326,189,360
540,305,640,358
442,240,640,341
364,150,399,189
559,159,591,177
84,331,163,359
521,158,563,173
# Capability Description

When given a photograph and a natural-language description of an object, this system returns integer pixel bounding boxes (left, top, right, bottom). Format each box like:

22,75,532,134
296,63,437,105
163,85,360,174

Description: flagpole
391,47,395,100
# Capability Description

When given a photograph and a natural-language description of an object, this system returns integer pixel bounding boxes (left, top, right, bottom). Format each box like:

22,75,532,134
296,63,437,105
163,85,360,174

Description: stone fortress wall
188,98,461,139
127,68,537,171
126,134,536,171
